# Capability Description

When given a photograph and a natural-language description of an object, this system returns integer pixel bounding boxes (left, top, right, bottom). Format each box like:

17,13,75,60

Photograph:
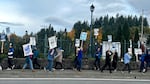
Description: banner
22,44,33,56
75,39,80,47
48,36,57,49
29,37,36,46
80,32,87,41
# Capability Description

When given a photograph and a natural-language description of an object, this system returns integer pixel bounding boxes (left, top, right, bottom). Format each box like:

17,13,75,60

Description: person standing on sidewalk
44,48,55,72
32,47,41,69
6,43,15,70
54,48,64,71
121,51,132,73
112,50,118,72
101,49,113,73
73,47,78,70
94,47,102,70
76,47,83,72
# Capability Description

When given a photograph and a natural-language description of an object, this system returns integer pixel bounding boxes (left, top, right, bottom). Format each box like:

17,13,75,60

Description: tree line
0,14,150,59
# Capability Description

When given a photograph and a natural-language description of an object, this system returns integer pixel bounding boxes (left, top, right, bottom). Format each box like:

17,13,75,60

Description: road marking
0,78,150,82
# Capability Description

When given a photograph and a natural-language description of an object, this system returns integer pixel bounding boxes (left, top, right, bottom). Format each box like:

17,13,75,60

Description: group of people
6,43,64,72
139,50,150,73
94,47,120,73
44,48,64,72
94,46,150,74
4,43,150,73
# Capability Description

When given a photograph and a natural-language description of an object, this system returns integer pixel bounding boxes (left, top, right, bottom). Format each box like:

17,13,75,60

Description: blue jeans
46,60,53,71
77,58,82,71
140,61,145,71
23,56,34,70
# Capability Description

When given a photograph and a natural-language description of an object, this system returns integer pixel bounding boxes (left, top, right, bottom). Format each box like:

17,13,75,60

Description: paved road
0,78,150,84
0,69,150,79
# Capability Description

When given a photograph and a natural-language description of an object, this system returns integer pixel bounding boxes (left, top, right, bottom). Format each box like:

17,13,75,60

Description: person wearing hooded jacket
94,47,102,70
54,48,64,71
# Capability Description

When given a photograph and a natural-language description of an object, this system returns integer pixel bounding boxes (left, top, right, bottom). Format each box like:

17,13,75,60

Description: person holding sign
22,54,35,72
6,43,15,70
44,48,55,72
94,47,102,70
22,44,35,72
76,47,83,72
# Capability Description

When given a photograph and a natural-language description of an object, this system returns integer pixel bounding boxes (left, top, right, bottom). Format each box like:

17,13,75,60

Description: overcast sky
0,0,150,36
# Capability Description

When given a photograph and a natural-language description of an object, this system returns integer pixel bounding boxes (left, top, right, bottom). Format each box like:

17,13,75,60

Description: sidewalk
0,69,150,79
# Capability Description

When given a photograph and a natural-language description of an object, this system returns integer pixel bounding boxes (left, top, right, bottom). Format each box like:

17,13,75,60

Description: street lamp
90,4,95,57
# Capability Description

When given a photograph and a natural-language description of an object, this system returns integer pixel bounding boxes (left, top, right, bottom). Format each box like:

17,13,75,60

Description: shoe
52,68,56,71
6,68,11,70
73,68,77,71
101,69,103,72
114,69,117,72
12,65,15,69
60,69,64,71
139,70,142,72
143,69,146,73
32,70,35,72
121,71,124,73
21,69,24,72
44,67,46,71
129,72,132,74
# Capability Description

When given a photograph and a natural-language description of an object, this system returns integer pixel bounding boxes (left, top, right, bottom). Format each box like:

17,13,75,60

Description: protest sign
75,39,80,47
48,36,57,49
80,32,87,41
29,37,36,46
22,44,33,56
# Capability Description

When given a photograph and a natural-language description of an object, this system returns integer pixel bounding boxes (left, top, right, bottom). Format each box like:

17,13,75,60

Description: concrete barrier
0,58,140,70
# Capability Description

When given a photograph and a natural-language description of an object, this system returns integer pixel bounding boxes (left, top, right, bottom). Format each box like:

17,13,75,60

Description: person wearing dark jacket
112,50,118,72
33,47,41,69
144,50,150,73
6,43,15,70
101,49,113,73
76,47,83,72
94,47,102,70
139,52,146,72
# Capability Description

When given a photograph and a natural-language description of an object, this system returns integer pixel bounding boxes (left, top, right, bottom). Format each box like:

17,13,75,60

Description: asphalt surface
0,69,150,79
0,78,150,84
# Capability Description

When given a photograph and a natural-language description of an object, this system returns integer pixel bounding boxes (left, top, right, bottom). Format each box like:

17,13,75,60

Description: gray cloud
0,22,24,26
45,17,73,29
127,0,150,11
0,0,149,36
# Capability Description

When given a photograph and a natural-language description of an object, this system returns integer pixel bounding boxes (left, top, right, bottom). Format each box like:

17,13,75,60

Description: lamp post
90,4,95,57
